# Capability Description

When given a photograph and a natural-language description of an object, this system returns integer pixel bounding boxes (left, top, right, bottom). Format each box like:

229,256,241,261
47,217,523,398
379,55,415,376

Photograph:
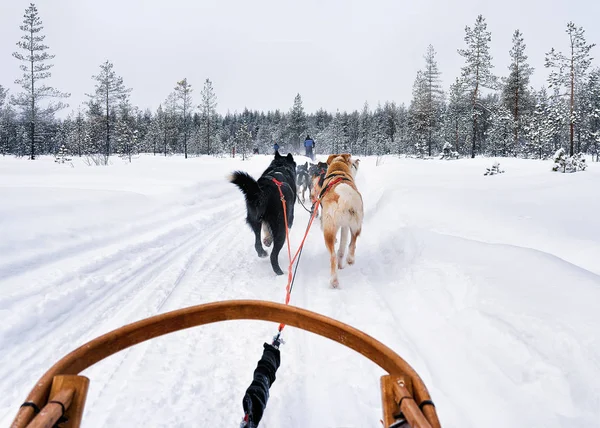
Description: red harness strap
271,176,342,333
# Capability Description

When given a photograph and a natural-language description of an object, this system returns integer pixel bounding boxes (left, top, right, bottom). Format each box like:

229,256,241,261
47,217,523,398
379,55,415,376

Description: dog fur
309,161,328,216
319,154,363,288
296,162,311,203
229,151,296,275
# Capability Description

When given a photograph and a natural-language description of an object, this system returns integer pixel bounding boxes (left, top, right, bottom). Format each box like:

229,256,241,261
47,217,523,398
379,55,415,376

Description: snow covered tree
524,88,555,159
585,68,600,161
54,143,70,164
443,77,470,155
371,104,389,156
235,121,253,160
64,107,86,157
502,30,534,147
486,104,514,156
0,86,9,155
115,101,139,162
288,93,306,151
484,161,505,176
409,71,429,156
552,147,586,172
458,15,497,158
357,102,371,155
87,60,131,162
199,78,218,155
11,3,69,159
545,22,596,156
173,78,193,158
411,45,445,156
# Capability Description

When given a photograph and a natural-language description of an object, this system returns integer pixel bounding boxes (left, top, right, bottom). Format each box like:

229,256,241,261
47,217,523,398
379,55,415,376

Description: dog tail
229,171,262,206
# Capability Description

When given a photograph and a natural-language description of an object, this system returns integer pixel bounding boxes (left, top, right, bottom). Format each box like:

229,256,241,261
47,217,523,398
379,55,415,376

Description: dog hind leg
324,223,339,288
347,227,361,265
337,226,349,269
269,224,286,276
262,222,273,247
249,220,268,258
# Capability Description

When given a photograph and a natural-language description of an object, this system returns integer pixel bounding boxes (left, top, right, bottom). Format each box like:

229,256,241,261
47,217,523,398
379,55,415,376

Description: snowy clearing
1,154,599,427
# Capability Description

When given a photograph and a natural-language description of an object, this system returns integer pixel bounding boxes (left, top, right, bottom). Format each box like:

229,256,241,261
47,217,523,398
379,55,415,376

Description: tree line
0,4,598,162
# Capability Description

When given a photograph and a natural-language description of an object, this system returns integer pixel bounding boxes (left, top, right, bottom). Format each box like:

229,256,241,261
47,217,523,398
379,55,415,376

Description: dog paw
330,278,339,288
347,255,355,265
337,258,345,269
273,267,284,276
257,249,268,258
263,237,273,247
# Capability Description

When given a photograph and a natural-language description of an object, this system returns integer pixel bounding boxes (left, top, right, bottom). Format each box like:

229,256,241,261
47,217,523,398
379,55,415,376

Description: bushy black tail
229,171,262,206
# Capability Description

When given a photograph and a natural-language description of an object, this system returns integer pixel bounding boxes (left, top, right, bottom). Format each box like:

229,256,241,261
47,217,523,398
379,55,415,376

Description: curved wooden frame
11,300,441,428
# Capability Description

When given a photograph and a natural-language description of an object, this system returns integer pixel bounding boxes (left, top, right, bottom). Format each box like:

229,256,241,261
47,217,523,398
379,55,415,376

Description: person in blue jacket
273,142,280,153
304,135,315,160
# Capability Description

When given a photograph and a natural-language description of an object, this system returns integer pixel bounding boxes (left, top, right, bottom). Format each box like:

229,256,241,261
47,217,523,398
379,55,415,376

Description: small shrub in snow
440,142,460,160
552,148,586,173
484,162,504,176
54,144,72,164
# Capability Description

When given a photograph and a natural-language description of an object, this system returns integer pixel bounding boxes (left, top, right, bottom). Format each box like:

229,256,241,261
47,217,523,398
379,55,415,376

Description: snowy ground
1,153,599,428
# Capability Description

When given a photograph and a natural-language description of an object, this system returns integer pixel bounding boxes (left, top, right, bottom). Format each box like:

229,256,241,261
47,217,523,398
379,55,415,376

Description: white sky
1,0,599,117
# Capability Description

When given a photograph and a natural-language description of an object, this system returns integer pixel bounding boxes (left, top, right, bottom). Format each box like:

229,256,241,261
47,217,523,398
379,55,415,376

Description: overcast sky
1,0,599,117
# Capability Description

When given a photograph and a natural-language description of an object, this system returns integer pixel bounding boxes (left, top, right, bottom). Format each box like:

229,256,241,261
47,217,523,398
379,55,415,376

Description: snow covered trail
1,155,599,427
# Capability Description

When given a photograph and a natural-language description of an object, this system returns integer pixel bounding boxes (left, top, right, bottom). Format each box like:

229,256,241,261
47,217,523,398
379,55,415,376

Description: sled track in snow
0,194,244,419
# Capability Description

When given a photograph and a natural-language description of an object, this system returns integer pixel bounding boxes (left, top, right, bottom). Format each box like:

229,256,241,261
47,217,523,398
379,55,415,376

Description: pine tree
357,102,371,155
11,3,69,159
235,121,253,160
545,22,596,156
173,78,193,158
0,86,8,155
585,68,600,161
444,77,470,154
199,78,218,155
458,15,497,158
486,104,513,156
422,45,444,155
288,93,306,151
371,104,388,156
87,60,131,162
115,101,139,162
65,107,86,157
524,88,555,159
502,30,534,148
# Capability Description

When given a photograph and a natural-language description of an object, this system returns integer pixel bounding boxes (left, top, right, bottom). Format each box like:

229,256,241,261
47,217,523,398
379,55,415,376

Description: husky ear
275,151,281,159
326,154,338,165
286,153,294,161
304,162,308,167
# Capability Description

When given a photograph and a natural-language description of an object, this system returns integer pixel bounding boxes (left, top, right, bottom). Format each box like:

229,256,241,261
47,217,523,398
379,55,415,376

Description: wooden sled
10,300,441,428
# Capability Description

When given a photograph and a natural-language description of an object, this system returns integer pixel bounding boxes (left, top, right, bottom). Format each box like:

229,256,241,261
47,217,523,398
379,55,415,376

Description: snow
1,154,599,427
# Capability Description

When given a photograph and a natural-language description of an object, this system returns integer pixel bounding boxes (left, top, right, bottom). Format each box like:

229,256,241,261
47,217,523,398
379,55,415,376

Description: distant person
304,135,315,160
273,142,280,153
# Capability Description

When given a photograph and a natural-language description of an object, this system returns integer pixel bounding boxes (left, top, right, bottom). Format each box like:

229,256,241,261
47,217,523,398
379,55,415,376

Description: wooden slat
380,375,399,427
47,375,89,428
393,379,432,428
26,388,74,428
11,300,440,427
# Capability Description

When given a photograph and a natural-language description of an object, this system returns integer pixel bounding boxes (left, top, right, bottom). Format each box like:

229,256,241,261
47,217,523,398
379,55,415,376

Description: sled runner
10,300,441,428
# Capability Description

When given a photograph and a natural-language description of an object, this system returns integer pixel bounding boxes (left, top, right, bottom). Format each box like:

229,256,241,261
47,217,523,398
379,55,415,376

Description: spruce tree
503,30,534,147
458,15,497,158
173,78,193,158
12,3,69,159
545,22,595,155
87,61,131,162
199,78,218,155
